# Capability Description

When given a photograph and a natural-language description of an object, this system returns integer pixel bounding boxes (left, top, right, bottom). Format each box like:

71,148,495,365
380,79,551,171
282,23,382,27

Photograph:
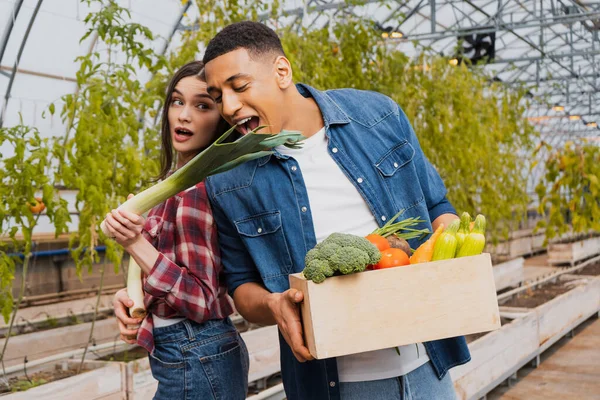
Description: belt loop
183,320,195,340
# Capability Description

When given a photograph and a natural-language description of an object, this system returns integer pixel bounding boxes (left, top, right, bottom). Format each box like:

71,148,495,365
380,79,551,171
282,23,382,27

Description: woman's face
167,76,222,166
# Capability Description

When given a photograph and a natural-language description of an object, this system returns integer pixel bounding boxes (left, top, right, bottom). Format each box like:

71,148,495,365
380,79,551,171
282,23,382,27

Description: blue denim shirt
206,84,471,400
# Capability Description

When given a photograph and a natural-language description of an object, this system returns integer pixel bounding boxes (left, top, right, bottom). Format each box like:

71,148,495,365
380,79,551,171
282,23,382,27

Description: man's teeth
237,117,251,126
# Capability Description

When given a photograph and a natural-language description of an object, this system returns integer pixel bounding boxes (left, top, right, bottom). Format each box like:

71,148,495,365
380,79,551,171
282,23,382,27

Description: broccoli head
303,259,334,283
302,233,380,283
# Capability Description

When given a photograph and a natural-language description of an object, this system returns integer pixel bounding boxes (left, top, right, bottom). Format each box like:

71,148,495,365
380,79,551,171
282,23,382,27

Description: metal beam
489,49,600,64
0,0,44,128
0,0,24,66
0,65,77,83
392,10,600,41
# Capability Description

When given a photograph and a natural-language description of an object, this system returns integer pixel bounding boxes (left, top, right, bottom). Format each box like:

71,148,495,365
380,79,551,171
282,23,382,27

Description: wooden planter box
453,275,600,400
547,236,600,266
490,229,533,258
493,258,524,291
79,325,282,399
532,275,600,351
0,318,117,368
451,311,538,400
244,326,281,384
1,360,124,400
290,254,500,359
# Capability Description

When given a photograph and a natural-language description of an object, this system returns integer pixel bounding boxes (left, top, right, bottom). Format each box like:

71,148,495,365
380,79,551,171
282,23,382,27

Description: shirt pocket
375,140,425,211
234,211,293,279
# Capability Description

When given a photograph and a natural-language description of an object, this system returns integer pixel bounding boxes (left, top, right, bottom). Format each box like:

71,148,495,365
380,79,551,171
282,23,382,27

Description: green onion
371,212,430,240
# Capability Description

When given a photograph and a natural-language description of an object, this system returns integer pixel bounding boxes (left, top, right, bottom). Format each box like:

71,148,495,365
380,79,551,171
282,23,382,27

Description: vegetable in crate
374,248,410,269
457,214,486,257
303,233,381,283
456,212,471,249
409,223,444,264
369,212,430,257
431,219,460,261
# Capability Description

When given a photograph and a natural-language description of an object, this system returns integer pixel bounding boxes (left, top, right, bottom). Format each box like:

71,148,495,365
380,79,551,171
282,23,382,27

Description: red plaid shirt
136,182,233,353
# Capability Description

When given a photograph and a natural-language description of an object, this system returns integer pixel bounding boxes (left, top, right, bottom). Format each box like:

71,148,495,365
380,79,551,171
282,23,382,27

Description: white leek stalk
127,257,146,319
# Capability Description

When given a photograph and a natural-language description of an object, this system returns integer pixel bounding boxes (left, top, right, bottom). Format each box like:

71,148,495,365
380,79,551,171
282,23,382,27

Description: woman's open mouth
174,127,193,142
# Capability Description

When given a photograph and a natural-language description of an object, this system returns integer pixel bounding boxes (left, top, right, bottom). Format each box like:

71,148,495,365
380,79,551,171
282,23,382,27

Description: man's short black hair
202,21,286,65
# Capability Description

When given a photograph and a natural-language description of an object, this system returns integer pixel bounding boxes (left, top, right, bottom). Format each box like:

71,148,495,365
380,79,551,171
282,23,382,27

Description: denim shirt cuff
428,198,457,222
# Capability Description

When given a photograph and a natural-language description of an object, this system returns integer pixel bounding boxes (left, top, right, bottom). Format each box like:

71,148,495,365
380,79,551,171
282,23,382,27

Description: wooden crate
289,253,500,359
547,236,600,266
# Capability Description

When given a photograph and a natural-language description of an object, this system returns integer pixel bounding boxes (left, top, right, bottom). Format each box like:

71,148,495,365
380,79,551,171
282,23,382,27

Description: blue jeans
339,362,456,400
149,318,249,400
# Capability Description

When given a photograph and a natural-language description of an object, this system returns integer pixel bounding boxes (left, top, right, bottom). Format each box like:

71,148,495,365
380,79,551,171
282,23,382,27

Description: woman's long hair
155,60,230,181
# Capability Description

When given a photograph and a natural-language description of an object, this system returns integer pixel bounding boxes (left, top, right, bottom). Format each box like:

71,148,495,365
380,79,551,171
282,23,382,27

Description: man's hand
113,288,143,344
267,289,314,363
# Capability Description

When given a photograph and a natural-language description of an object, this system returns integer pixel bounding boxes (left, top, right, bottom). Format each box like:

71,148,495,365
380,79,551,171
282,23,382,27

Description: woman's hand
103,194,146,250
113,288,143,344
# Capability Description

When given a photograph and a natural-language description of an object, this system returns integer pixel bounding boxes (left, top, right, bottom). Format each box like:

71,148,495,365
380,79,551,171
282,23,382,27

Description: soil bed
0,365,89,394
501,281,572,309
575,261,600,276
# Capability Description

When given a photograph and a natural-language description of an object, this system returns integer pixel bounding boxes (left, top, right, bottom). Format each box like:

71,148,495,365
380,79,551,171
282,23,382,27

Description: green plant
55,0,166,274
534,140,600,241
10,378,47,392
0,121,69,377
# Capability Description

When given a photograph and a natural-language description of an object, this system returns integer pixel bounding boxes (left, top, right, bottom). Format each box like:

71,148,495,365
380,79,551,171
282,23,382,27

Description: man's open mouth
235,116,260,135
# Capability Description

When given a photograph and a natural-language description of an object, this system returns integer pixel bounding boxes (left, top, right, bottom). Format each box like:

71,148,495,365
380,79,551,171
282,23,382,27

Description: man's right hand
267,289,314,363
113,288,143,344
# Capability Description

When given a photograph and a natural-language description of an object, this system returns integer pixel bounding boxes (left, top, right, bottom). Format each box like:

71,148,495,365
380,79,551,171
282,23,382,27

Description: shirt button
257,228,263,233
357,178,363,184
332,148,338,153
291,166,297,171
394,162,399,168
301,206,308,213
381,216,387,221
330,381,336,387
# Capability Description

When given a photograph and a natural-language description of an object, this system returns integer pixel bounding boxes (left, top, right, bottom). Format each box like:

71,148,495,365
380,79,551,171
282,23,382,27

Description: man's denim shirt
206,84,471,400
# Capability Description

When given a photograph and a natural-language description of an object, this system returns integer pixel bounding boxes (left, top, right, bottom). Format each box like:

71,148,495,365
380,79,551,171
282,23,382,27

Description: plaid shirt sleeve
142,185,223,322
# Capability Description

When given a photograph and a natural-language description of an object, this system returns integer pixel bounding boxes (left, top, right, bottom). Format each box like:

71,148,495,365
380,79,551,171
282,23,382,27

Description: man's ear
274,55,293,89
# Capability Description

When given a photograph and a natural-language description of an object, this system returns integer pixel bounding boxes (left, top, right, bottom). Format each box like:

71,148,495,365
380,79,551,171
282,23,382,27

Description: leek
126,257,146,320
101,126,303,235
102,126,304,324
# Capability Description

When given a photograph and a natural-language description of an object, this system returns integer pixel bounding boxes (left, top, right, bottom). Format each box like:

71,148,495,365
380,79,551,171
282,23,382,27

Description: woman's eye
197,103,209,110
171,99,183,106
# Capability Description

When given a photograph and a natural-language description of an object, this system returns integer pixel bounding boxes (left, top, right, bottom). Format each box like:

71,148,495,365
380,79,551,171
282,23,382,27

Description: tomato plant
28,197,46,214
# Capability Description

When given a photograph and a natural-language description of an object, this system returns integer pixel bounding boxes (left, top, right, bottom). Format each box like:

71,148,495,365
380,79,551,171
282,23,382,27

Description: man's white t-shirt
277,127,429,382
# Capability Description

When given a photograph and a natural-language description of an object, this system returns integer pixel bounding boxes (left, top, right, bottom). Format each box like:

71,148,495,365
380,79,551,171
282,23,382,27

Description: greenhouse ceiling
1,0,599,147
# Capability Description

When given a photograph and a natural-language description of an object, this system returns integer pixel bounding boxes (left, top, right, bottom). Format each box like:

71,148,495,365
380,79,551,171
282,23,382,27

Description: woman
105,61,249,400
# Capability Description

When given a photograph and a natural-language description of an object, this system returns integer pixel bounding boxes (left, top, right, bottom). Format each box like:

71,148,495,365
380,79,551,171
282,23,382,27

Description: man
203,21,468,399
